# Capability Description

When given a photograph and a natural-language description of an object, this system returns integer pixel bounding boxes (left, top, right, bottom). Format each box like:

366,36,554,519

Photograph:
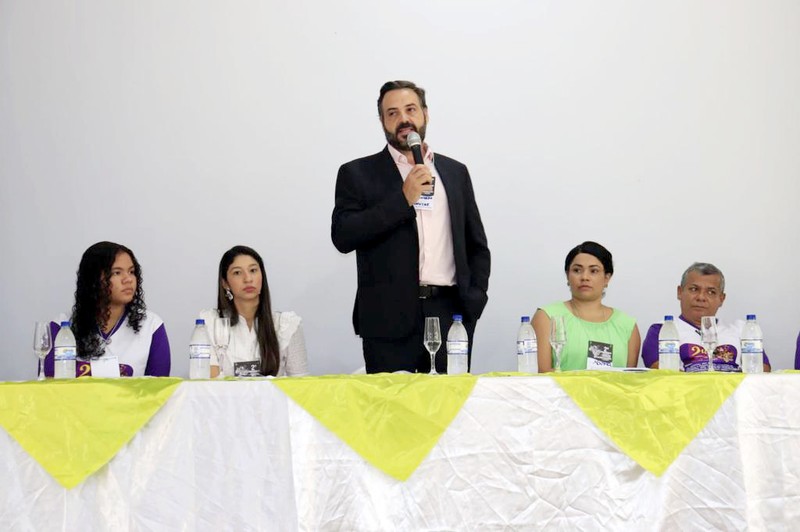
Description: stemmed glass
700,316,718,373
424,317,442,375
550,316,567,372
214,317,231,377
33,322,52,381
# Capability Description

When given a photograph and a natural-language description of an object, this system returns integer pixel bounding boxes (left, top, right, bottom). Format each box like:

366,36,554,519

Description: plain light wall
1,0,799,380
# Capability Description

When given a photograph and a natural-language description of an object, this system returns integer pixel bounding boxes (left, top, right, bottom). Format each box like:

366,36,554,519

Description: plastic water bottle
189,319,212,379
53,321,77,379
740,314,764,374
516,316,538,373
446,315,469,375
658,315,681,371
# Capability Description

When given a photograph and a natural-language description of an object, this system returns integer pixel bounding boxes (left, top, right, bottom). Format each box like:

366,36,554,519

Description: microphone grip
410,144,424,165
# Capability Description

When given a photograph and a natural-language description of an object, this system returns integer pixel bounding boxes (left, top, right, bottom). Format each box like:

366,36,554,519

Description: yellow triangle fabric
552,371,744,476
0,378,181,488
274,373,477,481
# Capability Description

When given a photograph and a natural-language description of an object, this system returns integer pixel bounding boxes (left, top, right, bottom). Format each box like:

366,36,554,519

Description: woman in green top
533,241,641,372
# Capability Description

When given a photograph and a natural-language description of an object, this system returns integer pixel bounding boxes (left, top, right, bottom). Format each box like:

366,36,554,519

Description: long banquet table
1,372,799,530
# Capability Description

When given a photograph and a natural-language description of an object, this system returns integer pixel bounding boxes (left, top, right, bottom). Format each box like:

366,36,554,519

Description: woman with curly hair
42,241,171,377
199,245,308,378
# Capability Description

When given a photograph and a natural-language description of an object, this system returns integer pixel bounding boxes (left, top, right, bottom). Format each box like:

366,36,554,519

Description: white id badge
586,341,613,370
233,360,263,378
413,177,435,211
91,355,121,378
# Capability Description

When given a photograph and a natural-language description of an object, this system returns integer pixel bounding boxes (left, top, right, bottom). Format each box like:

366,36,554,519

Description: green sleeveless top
541,301,636,371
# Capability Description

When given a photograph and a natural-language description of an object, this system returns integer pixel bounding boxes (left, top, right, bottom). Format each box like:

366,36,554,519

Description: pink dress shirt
387,143,457,286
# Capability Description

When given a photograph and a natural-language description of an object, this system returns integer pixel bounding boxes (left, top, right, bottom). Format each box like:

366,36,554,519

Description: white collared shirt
199,309,309,377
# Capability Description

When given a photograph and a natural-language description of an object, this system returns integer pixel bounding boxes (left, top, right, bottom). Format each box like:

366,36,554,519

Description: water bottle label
741,339,764,374
446,340,468,355
658,340,679,355
516,339,537,356
741,340,763,354
189,344,212,359
54,346,77,361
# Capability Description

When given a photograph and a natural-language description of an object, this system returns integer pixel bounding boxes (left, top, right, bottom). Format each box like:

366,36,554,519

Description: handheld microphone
406,131,424,165
406,131,433,194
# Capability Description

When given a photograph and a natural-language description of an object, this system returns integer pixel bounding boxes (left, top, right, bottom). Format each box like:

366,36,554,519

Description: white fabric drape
1,375,798,530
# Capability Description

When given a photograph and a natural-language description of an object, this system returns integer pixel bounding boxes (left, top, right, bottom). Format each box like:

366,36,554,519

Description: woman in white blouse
201,245,308,377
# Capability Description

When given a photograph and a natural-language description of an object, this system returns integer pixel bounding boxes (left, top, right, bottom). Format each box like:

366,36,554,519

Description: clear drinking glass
33,321,52,381
550,315,567,372
424,317,442,375
700,316,718,372
213,317,231,377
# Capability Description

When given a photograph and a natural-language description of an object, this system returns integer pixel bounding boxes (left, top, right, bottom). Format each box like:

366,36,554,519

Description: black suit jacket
332,147,490,339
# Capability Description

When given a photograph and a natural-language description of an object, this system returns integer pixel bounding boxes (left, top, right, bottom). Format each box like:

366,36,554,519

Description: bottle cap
196,319,205,325
452,314,463,321
521,316,531,322
746,314,756,320
664,315,673,321
60,321,70,327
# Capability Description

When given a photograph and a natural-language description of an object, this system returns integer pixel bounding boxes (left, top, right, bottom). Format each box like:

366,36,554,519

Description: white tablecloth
1,375,798,530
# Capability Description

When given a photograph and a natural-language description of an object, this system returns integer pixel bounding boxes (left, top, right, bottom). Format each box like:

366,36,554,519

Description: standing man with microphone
332,80,490,374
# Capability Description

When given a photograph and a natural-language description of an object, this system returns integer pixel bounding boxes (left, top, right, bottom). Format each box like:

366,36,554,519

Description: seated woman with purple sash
42,241,171,377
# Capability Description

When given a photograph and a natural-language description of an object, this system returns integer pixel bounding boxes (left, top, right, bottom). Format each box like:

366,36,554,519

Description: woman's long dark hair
216,246,280,376
71,241,146,359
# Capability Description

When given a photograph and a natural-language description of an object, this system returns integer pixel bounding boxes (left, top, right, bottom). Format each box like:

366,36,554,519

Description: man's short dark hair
377,80,427,118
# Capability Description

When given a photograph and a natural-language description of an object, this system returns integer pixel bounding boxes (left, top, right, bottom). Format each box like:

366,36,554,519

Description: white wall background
2,0,798,380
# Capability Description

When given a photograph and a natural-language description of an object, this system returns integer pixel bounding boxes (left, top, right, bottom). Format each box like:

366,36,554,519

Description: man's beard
384,121,427,151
